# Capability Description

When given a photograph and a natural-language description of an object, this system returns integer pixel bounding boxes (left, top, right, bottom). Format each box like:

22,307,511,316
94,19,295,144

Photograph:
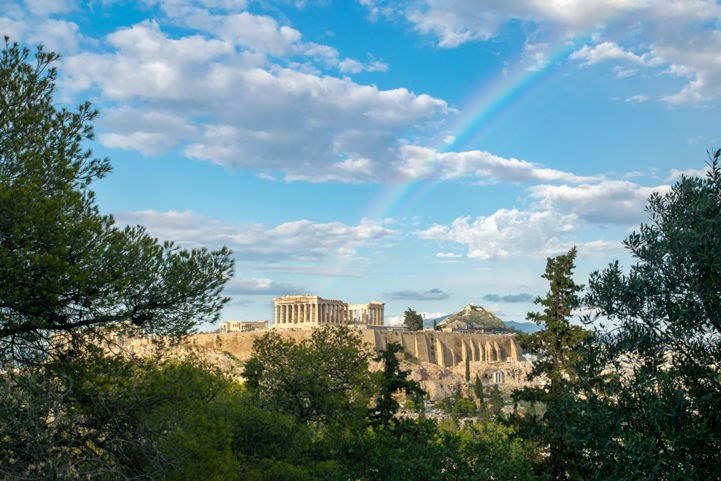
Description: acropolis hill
188,328,523,367
219,295,523,366
124,297,530,401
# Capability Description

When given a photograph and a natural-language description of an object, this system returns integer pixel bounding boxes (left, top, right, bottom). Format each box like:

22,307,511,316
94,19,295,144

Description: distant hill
432,304,514,332
504,321,542,334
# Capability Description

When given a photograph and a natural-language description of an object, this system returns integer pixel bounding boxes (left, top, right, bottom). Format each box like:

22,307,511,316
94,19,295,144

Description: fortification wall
187,328,523,368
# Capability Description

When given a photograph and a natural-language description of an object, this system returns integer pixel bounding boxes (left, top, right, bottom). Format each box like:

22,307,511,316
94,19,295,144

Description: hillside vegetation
438,304,511,332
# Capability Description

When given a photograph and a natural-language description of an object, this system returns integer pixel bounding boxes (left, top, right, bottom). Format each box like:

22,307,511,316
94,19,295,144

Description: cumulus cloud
0,5,87,54
116,210,398,262
224,276,301,295
401,0,648,48
570,41,658,66
363,0,721,103
483,292,535,303
59,20,447,182
667,166,711,181
528,180,670,225
417,209,580,261
386,288,450,300
338,57,388,73
398,145,597,183
98,108,197,156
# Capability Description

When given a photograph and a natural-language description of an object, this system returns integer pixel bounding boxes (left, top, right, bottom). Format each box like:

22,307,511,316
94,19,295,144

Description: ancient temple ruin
273,295,384,328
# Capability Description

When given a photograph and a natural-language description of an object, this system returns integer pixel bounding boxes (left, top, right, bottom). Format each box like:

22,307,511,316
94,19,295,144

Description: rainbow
320,11,645,293
364,39,580,222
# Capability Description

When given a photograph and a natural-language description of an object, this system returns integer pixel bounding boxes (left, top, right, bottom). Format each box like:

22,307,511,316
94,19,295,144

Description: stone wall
187,328,523,368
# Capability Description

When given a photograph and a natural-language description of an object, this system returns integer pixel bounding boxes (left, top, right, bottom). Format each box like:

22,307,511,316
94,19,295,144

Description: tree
0,40,233,363
473,374,484,402
403,308,424,331
488,384,504,419
242,326,374,427
370,341,425,426
465,356,471,382
510,248,591,481
574,150,721,480
0,39,233,479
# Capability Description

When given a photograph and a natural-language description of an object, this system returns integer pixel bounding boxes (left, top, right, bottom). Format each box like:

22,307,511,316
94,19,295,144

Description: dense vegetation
2,40,720,480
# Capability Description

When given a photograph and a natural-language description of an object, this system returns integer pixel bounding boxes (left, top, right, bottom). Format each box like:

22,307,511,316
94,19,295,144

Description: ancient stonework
189,327,523,368
273,295,384,328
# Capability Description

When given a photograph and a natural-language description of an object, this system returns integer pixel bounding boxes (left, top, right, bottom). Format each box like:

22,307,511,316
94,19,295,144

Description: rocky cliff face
183,327,523,368
122,327,531,401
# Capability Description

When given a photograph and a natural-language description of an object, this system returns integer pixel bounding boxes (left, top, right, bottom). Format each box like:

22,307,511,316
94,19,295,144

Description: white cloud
570,41,658,66
398,145,597,183
521,42,550,71
117,210,399,262
369,0,721,103
417,205,628,261
0,9,86,54
614,66,638,78
24,0,75,16
417,209,581,261
667,166,710,181
625,94,648,102
224,276,301,295
338,57,388,73
60,20,447,181
212,11,303,56
98,108,197,156
655,29,721,104
528,180,670,225
402,0,648,49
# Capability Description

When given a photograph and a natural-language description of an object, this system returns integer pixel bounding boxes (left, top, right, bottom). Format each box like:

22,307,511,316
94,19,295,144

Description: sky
3,0,720,328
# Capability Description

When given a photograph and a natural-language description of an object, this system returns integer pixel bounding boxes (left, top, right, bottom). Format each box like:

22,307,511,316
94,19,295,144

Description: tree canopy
510,247,592,480
0,40,233,363
572,149,721,480
403,307,424,331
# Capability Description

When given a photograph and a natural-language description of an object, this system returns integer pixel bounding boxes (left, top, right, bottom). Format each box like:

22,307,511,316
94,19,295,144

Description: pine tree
510,248,591,481
473,374,484,402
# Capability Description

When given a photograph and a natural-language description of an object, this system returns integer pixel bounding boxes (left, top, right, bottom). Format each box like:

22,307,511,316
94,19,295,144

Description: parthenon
273,295,384,328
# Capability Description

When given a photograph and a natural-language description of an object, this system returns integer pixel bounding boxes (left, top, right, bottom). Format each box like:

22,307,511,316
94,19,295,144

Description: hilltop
436,304,514,333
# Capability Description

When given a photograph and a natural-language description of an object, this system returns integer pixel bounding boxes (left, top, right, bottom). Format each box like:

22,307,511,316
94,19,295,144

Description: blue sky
3,0,720,327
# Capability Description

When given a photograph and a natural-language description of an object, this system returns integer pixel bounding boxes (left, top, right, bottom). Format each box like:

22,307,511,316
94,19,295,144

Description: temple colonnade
273,295,384,328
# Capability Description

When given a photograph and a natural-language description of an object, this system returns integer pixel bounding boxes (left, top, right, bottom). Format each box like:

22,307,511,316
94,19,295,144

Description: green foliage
452,397,477,417
440,304,509,331
338,419,540,481
370,341,425,426
488,384,504,418
572,150,721,481
450,422,543,481
509,248,592,480
0,40,233,363
0,352,240,480
434,396,453,413
242,325,373,427
474,374,484,402
465,355,470,381
403,307,424,331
